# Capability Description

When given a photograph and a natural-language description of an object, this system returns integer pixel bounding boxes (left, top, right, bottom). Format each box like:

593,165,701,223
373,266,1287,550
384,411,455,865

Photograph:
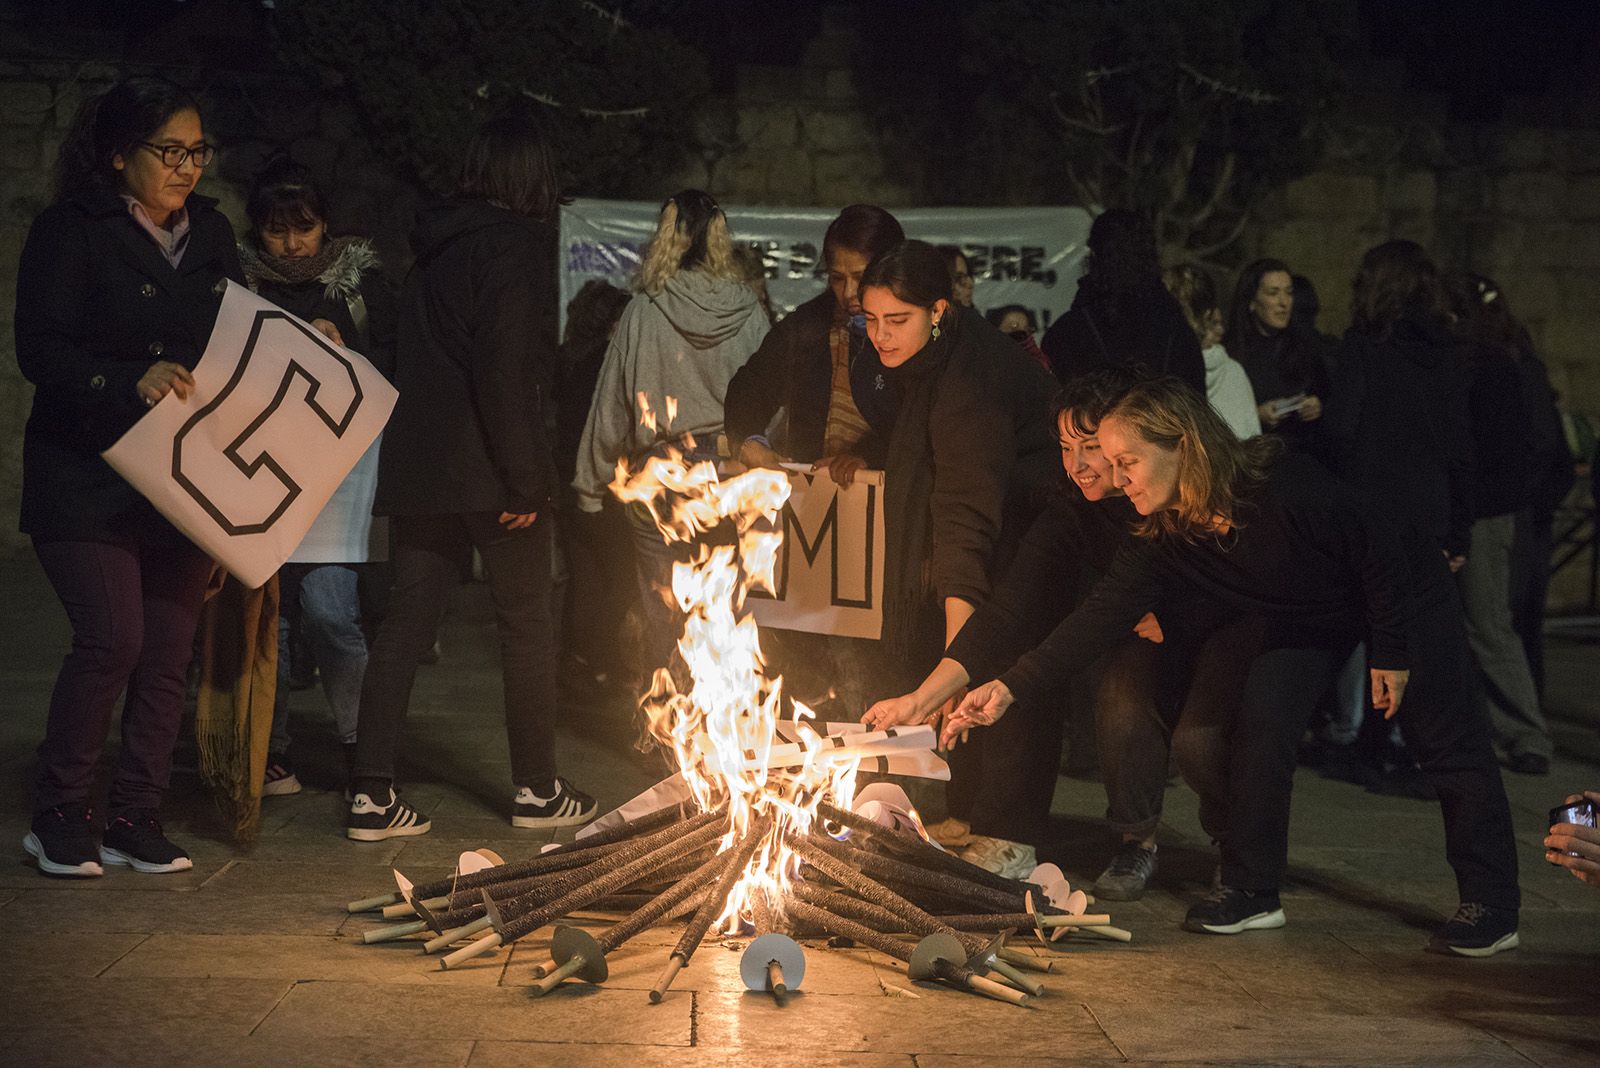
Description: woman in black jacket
240,156,397,796
1038,209,1205,395
859,240,1059,876
346,110,595,841
15,77,242,877
939,378,1520,957
1224,258,1333,448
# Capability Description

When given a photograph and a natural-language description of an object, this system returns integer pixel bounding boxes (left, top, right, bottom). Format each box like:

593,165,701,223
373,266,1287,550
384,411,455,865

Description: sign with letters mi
749,466,885,640
103,281,397,588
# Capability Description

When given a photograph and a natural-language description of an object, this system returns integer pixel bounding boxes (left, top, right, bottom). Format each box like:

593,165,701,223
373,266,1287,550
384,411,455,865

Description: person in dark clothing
1038,209,1205,395
940,378,1521,957
1224,259,1333,450
240,156,397,798
860,240,1060,876
347,109,595,841
552,280,634,692
16,77,242,877
866,371,1229,897
1446,273,1551,773
1450,277,1575,699
725,205,905,478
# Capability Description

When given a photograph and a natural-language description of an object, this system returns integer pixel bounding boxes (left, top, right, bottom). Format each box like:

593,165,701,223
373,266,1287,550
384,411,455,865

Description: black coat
881,306,1060,665
1227,324,1336,454
722,289,892,465
373,200,557,518
14,188,244,543
1325,315,1475,558
1039,279,1206,395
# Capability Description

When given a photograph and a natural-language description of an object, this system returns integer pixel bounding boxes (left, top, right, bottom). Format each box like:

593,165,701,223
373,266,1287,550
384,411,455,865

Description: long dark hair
1350,240,1446,340
1078,209,1161,300
1224,257,1292,346
246,155,328,236
458,106,563,220
860,239,953,310
823,204,905,262
54,76,200,201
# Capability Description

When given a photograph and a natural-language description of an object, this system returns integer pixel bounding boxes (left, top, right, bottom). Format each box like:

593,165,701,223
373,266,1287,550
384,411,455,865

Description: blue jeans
271,564,366,750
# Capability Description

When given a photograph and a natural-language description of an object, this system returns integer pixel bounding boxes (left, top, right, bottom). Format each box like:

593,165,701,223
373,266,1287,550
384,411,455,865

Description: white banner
103,281,397,588
749,465,884,639
559,198,1092,334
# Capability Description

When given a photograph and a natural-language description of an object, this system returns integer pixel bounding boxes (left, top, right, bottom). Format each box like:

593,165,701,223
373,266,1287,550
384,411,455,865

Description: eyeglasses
138,141,218,168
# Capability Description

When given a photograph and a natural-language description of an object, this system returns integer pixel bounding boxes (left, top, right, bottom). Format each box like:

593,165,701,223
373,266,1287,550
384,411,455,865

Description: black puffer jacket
14,187,243,543
373,199,557,517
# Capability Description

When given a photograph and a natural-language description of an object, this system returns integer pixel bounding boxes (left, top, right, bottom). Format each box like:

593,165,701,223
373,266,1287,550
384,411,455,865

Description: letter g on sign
172,311,365,536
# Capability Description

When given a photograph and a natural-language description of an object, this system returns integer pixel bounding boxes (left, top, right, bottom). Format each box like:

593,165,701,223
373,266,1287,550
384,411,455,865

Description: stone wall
1248,109,1600,417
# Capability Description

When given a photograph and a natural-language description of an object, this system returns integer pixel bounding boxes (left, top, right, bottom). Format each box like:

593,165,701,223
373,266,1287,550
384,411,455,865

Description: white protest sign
103,281,397,588
749,466,884,640
559,199,1092,334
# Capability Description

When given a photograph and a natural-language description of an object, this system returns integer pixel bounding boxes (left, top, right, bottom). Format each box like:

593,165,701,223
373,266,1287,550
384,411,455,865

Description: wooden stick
346,891,401,913
439,932,501,970
361,919,430,944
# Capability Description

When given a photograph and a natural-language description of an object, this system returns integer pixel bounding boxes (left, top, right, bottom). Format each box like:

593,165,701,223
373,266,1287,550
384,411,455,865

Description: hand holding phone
1545,793,1600,887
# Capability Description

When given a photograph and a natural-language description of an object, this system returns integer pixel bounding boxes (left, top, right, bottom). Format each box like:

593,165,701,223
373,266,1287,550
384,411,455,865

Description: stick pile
345,799,1129,1007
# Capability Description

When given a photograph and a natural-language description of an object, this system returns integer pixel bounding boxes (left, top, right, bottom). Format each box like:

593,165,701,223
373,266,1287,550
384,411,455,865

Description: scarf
239,235,378,302
880,316,959,672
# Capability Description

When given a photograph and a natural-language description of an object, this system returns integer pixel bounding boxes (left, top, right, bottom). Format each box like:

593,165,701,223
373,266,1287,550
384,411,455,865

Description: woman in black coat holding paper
14,77,242,878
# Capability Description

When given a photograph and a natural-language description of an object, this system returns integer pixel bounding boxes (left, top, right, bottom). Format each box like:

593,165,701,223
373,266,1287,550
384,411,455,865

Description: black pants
354,511,560,790
32,537,214,814
1199,592,1520,911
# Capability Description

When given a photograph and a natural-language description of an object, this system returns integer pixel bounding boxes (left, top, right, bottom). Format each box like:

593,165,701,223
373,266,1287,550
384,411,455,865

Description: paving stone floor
1,556,1598,1066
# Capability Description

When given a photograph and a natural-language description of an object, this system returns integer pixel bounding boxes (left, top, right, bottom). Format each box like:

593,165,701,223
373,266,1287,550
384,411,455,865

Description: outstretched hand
861,693,928,731
940,679,1014,749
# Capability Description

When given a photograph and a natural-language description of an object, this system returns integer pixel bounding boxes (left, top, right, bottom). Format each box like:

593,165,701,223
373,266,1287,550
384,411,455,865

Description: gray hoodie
574,269,769,509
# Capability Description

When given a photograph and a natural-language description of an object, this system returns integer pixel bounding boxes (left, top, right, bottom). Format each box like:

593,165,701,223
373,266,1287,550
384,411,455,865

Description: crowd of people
14,78,1600,956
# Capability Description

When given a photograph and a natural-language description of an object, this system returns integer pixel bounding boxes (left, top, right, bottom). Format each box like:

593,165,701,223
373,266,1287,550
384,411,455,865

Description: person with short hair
16,76,242,877
346,108,594,840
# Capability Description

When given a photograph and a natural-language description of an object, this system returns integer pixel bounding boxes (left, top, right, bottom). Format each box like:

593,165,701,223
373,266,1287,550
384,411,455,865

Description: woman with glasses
14,77,241,877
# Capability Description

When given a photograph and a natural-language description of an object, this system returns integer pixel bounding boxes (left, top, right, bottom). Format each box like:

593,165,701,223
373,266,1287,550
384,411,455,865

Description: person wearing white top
1163,264,1261,439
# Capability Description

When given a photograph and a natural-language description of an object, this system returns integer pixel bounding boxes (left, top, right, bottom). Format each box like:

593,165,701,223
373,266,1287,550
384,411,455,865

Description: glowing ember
610,421,860,932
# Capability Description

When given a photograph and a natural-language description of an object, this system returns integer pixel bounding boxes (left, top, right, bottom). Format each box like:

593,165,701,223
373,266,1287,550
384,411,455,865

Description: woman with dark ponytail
15,77,243,877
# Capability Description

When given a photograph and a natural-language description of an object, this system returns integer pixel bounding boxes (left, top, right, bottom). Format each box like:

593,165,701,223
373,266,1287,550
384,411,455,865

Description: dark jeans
1198,591,1521,911
354,512,559,789
32,537,214,814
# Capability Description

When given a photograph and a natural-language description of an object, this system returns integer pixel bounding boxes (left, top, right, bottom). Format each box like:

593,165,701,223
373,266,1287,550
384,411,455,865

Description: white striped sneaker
346,790,431,842
511,779,597,829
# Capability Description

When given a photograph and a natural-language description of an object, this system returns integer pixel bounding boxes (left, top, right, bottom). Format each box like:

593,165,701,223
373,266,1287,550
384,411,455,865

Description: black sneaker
347,789,431,841
23,803,103,878
100,811,193,874
261,753,302,797
1093,841,1158,901
512,779,597,829
1183,886,1286,935
1428,903,1519,958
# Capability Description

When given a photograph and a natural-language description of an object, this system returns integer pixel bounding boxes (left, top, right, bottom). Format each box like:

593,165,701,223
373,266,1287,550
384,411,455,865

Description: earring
931,319,941,340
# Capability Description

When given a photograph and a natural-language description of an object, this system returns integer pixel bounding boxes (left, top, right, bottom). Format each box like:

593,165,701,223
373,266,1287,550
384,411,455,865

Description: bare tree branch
1186,151,1236,230
1190,210,1253,260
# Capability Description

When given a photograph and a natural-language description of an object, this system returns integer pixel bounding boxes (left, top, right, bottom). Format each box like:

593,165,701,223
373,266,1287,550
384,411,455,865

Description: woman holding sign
15,77,242,877
858,240,1058,877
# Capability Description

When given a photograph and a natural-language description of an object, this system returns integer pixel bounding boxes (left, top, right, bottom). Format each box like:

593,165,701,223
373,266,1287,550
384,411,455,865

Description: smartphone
1549,798,1597,830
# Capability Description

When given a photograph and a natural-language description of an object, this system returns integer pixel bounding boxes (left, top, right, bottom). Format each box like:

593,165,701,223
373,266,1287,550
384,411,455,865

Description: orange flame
610,421,860,931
